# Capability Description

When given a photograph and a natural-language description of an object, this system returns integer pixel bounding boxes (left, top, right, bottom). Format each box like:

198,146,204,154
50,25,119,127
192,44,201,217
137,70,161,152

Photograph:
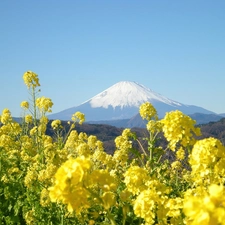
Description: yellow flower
171,161,182,170
64,130,79,150
176,147,185,160
115,130,133,150
1,108,12,124
20,101,29,109
146,120,162,133
49,157,91,214
23,71,40,89
133,189,158,224
139,102,158,121
24,209,35,225
38,116,48,134
183,184,225,225
124,166,149,195
122,128,133,138
51,119,62,130
161,110,201,151
36,96,53,113
87,169,117,191
30,126,38,136
76,143,91,157
93,149,113,166
40,188,51,207
24,169,37,188
25,114,33,123
87,135,98,149
71,111,85,124
165,197,183,218
189,137,225,185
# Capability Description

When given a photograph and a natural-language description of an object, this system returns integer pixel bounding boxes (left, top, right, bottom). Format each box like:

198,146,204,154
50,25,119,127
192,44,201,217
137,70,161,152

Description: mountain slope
49,81,215,121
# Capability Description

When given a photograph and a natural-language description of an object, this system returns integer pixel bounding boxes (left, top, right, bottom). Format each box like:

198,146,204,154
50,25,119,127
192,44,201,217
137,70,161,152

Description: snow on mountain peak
87,81,182,109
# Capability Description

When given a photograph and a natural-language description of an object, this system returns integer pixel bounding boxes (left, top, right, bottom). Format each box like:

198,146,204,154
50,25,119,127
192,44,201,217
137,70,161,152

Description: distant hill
46,118,225,153
188,113,224,125
88,112,224,128
198,118,225,144
88,118,225,152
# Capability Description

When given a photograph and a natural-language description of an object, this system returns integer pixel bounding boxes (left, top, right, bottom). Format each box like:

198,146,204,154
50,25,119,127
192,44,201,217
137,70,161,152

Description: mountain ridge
49,81,216,122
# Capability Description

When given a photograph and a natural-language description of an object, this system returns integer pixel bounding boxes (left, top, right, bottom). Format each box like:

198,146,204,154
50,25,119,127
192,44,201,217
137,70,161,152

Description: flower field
0,71,225,225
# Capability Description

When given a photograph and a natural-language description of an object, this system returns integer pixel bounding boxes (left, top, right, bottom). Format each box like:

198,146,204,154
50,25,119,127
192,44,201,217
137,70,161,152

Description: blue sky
1,0,225,117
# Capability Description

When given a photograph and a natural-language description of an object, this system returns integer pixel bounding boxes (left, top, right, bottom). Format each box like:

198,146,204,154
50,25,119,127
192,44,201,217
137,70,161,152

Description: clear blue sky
1,0,225,117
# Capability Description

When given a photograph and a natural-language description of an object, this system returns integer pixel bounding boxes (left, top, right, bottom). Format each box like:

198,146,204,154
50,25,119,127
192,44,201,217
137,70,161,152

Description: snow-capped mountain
88,81,182,109
49,81,215,121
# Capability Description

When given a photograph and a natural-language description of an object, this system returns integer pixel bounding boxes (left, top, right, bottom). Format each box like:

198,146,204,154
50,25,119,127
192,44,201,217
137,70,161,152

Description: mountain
49,81,215,122
188,113,224,125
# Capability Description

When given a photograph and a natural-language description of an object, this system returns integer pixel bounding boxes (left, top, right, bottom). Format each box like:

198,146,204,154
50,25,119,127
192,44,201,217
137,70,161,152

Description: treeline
198,118,225,144
46,118,225,154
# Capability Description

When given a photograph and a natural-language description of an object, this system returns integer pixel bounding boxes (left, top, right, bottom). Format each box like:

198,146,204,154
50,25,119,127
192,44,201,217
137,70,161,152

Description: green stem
176,170,178,186
108,212,116,225
61,214,64,225
136,139,147,156
32,86,37,127
0,150,2,172
122,212,127,225
149,131,153,161
60,205,64,225
149,144,153,161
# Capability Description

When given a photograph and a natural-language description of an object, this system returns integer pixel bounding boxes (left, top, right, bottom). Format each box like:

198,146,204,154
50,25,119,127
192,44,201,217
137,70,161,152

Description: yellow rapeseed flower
49,157,91,214
161,110,201,151
20,101,29,109
71,111,85,124
30,126,38,136
183,184,225,225
165,197,183,218
23,71,40,89
176,147,185,160
1,108,12,124
189,137,225,185
124,166,149,195
36,96,53,113
139,102,158,121
146,120,162,133
51,119,62,130
87,169,117,191
25,114,33,123
133,189,158,224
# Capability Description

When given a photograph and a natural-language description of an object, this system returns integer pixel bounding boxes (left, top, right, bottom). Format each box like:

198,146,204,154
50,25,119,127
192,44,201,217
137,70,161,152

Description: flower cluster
20,101,29,110
49,157,91,213
0,108,12,124
161,110,201,151
71,111,85,124
36,96,53,113
189,137,225,185
51,119,62,130
139,102,158,121
23,71,40,89
184,184,225,224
